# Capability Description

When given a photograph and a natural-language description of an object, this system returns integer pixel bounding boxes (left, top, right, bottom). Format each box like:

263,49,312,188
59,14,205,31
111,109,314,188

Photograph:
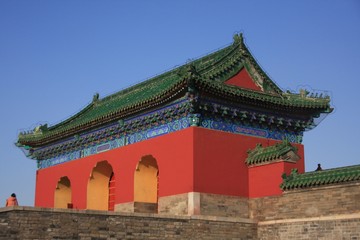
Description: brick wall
254,182,360,239
249,182,360,221
0,207,256,240
1,182,359,239
258,218,360,240
200,193,249,218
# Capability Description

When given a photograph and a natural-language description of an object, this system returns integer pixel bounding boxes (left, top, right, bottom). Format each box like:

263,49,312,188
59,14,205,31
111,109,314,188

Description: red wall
248,149,304,198
35,128,195,209
35,127,305,208
193,128,304,198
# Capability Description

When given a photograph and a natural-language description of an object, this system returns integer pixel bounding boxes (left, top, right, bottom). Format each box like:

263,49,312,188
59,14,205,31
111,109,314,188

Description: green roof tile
280,165,360,191
246,140,299,165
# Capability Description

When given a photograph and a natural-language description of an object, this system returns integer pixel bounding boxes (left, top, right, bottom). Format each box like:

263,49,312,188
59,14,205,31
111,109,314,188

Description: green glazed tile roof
17,33,332,147
246,140,298,165
280,165,360,191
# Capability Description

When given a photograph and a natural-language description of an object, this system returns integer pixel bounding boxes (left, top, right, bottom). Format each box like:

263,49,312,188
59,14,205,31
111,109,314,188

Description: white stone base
159,192,248,217
115,192,249,217
114,202,133,213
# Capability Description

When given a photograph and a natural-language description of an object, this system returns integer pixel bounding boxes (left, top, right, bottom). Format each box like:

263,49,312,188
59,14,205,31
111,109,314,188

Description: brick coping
258,212,360,225
0,206,256,224
282,181,360,195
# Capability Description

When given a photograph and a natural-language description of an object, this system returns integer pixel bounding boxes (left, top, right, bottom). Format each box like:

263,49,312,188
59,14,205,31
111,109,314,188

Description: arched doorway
87,160,114,211
54,176,71,209
134,155,159,213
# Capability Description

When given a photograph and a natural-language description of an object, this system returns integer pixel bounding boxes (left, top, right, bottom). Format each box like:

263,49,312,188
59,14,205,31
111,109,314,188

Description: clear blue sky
1,1,359,206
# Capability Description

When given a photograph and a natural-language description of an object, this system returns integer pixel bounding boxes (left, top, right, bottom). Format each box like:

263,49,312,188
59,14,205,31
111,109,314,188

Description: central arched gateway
134,155,159,213
87,160,114,211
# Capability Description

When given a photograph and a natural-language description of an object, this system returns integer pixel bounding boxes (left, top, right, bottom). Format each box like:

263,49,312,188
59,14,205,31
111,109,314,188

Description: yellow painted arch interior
87,160,113,210
134,155,159,203
54,176,71,209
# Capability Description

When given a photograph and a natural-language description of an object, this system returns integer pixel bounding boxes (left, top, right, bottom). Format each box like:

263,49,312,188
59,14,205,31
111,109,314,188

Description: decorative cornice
198,99,315,133
17,95,308,167
27,100,305,165
27,99,191,160
35,116,303,169
36,117,192,169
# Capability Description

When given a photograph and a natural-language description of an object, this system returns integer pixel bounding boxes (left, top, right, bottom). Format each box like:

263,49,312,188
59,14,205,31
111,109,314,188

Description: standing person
315,164,323,171
5,193,19,206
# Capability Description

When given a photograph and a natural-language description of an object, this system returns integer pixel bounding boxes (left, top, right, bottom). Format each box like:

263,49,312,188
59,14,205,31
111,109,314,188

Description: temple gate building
17,34,337,215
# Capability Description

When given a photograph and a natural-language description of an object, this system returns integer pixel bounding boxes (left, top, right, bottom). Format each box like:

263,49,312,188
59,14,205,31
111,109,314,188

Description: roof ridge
240,43,283,94
101,42,236,103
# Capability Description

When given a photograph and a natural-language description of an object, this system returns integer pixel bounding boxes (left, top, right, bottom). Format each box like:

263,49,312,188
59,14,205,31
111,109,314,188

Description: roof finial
92,93,100,103
233,32,244,46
